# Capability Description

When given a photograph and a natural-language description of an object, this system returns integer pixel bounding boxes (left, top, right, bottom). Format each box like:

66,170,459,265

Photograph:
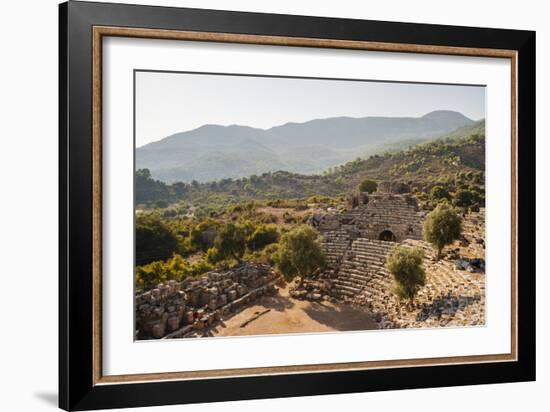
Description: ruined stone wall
135,263,279,339
316,193,425,243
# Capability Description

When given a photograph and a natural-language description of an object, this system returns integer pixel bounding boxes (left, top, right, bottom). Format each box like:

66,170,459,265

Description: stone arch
379,230,397,242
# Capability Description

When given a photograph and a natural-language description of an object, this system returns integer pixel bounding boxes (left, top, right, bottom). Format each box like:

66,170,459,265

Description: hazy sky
135,71,485,147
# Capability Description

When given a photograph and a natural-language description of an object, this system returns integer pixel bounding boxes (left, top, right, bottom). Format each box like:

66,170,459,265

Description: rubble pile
136,262,280,339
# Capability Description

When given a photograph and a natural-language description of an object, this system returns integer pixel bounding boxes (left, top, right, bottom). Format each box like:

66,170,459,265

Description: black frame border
59,1,535,410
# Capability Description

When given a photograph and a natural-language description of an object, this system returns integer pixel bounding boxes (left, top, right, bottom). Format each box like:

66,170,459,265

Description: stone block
184,310,194,324
167,316,180,332
151,322,166,338
198,291,211,306
141,291,152,302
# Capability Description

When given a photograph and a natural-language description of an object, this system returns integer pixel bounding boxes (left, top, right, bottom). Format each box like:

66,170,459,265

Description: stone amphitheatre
135,192,485,340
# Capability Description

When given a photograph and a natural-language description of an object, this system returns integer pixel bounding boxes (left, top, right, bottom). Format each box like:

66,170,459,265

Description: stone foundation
136,262,280,339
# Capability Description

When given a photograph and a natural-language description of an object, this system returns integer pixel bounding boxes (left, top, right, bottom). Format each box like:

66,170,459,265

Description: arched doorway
379,230,397,242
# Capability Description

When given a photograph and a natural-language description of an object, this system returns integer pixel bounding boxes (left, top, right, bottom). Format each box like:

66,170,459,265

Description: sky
135,71,485,147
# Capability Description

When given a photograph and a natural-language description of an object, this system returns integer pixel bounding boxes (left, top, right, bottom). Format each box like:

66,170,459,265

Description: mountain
136,120,485,209
136,110,476,183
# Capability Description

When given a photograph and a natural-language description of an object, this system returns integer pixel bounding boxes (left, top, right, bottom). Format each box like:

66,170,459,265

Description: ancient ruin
136,262,279,339
299,192,486,329
137,193,486,338
309,193,424,275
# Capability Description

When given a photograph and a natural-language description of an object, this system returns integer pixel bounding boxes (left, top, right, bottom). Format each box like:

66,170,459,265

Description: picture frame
59,1,536,410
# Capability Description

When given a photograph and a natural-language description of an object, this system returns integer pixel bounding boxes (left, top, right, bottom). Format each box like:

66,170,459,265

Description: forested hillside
136,110,476,183
136,121,485,216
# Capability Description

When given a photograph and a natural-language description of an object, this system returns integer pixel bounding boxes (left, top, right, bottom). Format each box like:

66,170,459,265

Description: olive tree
275,225,325,286
423,203,462,260
386,246,425,307
213,222,246,262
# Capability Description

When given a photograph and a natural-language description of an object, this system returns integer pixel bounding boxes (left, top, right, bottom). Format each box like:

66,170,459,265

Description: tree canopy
423,203,462,260
275,225,325,284
453,189,482,208
358,178,378,194
430,185,451,201
213,222,246,262
247,224,279,251
136,215,180,266
386,246,426,306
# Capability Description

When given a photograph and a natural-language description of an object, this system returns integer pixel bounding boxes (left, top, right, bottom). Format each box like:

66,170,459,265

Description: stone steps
329,238,396,299
321,230,352,271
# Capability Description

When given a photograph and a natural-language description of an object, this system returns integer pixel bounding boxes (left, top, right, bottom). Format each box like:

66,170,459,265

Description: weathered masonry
135,263,279,339
305,194,485,329
311,193,425,274
315,193,425,243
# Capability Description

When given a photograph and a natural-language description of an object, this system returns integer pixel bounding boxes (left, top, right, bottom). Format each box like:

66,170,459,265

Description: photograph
134,71,487,340
54,2,536,409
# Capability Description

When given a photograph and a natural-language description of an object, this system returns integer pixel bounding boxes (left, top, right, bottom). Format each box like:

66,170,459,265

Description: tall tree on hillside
423,203,462,260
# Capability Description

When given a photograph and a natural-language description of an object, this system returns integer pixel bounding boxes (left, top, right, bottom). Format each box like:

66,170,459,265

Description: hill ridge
137,111,477,183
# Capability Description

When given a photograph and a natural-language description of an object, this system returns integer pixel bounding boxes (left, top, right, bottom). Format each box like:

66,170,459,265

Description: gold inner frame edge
91,26,518,386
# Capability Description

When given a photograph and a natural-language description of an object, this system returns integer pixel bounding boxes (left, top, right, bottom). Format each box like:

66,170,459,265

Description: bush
136,254,190,290
136,261,167,290
136,215,179,266
247,224,279,251
248,243,280,265
453,189,480,207
213,222,246,262
188,219,220,252
386,246,426,306
205,247,222,265
186,260,213,277
423,203,462,260
430,185,450,201
358,178,378,194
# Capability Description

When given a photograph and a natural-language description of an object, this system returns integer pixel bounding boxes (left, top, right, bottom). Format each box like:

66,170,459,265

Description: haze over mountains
136,110,480,183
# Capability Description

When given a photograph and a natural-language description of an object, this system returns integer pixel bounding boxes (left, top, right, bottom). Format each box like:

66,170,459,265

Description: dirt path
203,285,377,338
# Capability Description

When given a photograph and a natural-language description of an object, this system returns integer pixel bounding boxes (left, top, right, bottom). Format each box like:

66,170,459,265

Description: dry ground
200,285,377,338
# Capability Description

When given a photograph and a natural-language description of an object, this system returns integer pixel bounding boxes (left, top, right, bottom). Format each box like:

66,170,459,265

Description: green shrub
430,185,451,201
136,215,179,266
188,219,220,252
453,189,480,207
205,247,222,265
213,222,246,262
247,224,279,251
